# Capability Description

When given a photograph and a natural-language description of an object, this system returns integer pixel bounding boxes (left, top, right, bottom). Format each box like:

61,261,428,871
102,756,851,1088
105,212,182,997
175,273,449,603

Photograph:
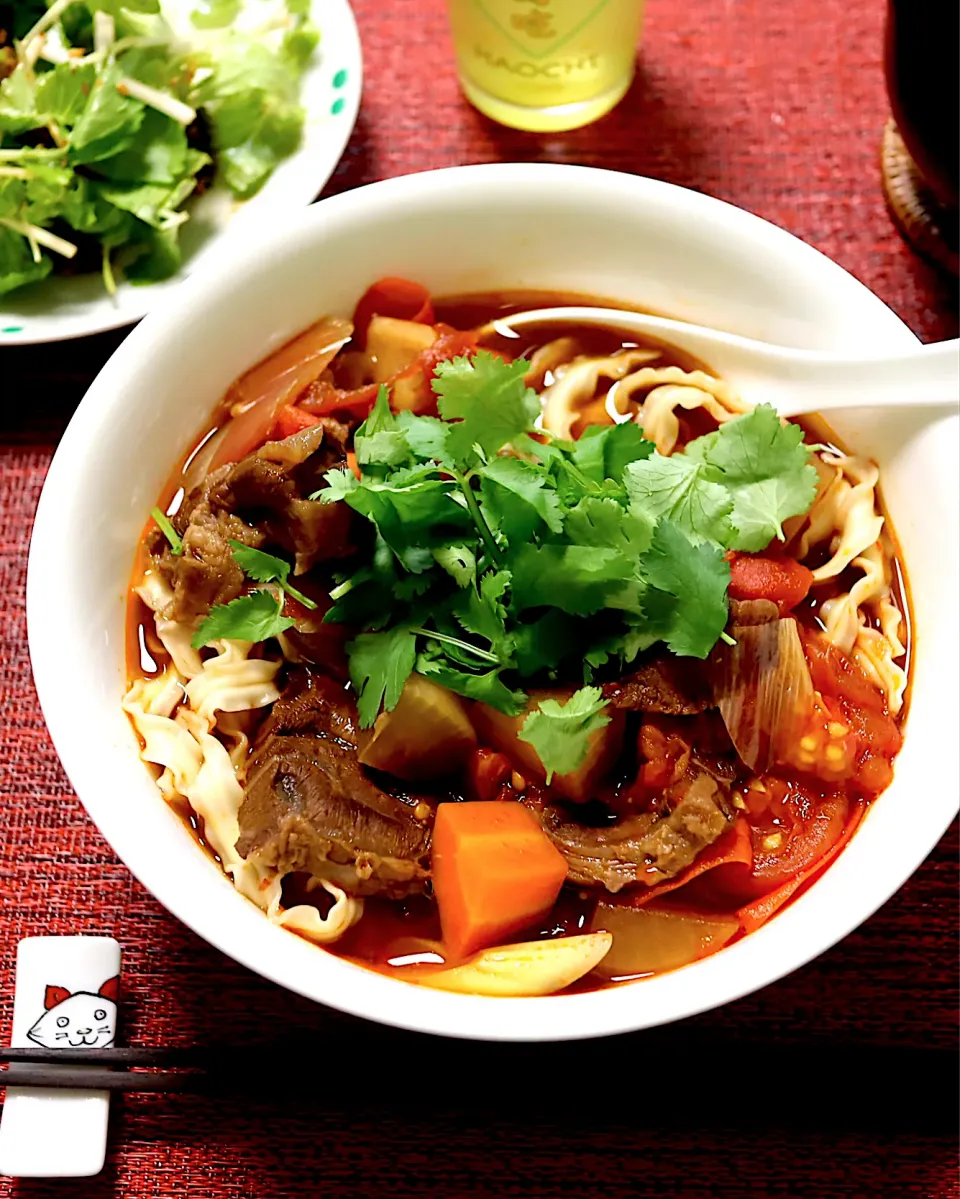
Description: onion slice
710,616,815,772
208,316,353,472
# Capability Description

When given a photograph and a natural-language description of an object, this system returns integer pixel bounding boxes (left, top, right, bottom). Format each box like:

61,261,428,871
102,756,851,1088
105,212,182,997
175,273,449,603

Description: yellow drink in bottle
446,0,646,132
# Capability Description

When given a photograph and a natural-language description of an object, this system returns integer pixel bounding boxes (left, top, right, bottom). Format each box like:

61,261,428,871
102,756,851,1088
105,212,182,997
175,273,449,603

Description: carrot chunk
432,802,568,959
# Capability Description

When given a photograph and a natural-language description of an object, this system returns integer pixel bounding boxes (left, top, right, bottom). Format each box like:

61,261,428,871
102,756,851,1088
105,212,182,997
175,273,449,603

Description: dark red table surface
1,1,957,1196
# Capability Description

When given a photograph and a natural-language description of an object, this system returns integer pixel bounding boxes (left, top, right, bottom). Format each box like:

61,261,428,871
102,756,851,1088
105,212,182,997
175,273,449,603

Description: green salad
0,0,317,296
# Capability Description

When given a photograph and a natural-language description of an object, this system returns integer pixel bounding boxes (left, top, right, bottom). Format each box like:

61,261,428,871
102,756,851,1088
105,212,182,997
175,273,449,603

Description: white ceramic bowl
27,164,959,1041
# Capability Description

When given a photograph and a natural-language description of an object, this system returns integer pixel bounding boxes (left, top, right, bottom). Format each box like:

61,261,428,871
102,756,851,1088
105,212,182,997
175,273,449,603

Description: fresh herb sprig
309,354,818,777
151,505,182,554
191,542,316,649
193,352,817,778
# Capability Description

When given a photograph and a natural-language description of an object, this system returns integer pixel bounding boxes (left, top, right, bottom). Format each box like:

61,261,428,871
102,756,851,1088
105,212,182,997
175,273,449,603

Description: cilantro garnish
151,506,182,555
191,543,312,648
192,351,817,781
192,589,293,650
228,542,318,611
433,351,540,468
348,627,418,728
518,686,612,783
626,404,819,551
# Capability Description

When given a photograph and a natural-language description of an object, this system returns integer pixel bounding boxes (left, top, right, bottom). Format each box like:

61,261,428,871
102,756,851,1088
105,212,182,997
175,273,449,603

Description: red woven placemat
0,1,957,1196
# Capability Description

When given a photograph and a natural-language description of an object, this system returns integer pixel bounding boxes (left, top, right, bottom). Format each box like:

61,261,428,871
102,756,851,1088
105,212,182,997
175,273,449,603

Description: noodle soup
123,280,909,998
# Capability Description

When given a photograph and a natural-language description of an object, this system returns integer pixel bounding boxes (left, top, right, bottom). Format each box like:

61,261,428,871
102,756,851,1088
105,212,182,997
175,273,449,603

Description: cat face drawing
26,976,119,1049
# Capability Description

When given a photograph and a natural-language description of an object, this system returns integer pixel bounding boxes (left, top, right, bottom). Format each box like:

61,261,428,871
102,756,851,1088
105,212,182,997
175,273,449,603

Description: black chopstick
1,1045,214,1067
1,1045,218,1093
2,1066,208,1093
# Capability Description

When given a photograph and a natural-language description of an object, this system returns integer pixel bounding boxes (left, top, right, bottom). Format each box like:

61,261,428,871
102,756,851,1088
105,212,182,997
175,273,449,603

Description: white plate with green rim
0,0,361,346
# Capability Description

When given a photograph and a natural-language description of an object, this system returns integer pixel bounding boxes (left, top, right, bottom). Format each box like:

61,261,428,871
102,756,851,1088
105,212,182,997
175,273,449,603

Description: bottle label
452,0,644,108
475,0,615,59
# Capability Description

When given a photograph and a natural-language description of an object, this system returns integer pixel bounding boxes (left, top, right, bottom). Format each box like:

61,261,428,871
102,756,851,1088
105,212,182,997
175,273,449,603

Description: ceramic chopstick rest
0,936,121,1178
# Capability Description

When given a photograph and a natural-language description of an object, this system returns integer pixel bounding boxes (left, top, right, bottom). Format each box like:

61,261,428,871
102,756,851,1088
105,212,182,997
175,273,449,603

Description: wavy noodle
173,707,248,874
853,626,908,715
802,453,885,581
610,367,749,455
540,349,660,439
121,630,359,945
524,337,581,390
183,640,282,726
791,452,906,714
820,542,887,653
137,572,204,677
267,878,364,945
819,541,907,714
538,348,750,455
123,672,199,791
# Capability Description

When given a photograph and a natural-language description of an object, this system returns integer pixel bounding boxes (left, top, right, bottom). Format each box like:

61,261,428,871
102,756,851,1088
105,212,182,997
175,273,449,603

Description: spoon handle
494,306,959,419
769,339,960,418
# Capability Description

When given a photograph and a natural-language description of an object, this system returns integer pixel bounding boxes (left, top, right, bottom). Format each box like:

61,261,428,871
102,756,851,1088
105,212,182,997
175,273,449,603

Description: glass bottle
445,0,646,133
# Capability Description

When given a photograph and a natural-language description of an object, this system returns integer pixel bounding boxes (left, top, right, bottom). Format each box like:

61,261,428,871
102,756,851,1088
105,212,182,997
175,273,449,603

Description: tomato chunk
468,748,513,802
352,277,435,348
273,404,321,440
728,552,813,615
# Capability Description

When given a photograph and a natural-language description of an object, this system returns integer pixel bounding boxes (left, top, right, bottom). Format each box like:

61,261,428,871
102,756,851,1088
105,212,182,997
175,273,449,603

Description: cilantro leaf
355,430,411,469
564,496,655,556
228,541,316,609
480,455,564,542
356,387,395,443
319,467,361,502
508,544,635,616
326,538,433,627
685,404,819,551
518,686,611,783
584,618,657,669
348,627,418,728
624,455,735,545
192,590,293,649
451,571,513,662
512,610,578,676
638,520,730,658
396,410,450,462
229,542,291,584
433,351,540,466
321,468,472,570
416,656,526,717
433,545,477,587
566,421,654,484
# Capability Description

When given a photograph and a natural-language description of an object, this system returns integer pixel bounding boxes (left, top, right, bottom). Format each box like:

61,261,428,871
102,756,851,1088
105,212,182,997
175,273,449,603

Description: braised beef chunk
148,421,354,622
147,498,264,618
603,650,714,715
536,767,733,893
236,670,434,898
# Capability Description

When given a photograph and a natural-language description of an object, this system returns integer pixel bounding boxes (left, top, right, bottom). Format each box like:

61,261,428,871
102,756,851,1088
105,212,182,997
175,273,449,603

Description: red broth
126,289,911,991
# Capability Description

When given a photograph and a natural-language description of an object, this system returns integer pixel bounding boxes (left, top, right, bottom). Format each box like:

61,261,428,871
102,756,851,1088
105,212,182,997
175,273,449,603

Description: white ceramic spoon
491,306,960,418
